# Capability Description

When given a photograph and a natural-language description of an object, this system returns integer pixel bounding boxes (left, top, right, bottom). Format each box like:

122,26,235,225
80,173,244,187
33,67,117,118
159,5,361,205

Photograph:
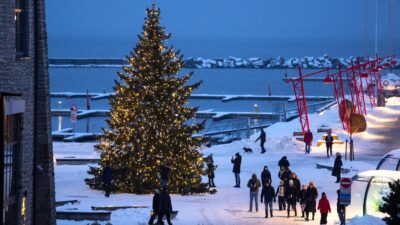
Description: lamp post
58,101,62,131
254,104,259,134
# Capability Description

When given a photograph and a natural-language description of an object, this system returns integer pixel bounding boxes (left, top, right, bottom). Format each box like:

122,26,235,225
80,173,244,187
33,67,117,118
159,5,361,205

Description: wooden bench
92,205,148,211
293,131,304,136
317,140,344,147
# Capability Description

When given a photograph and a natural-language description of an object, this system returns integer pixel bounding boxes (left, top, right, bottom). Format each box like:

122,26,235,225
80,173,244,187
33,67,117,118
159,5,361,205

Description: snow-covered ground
54,97,400,225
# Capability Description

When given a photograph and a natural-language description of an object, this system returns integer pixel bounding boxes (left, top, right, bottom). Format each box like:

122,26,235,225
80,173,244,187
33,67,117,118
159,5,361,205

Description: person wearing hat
332,152,343,183
317,192,331,225
148,189,160,225
247,173,261,212
261,180,276,218
305,181,318,221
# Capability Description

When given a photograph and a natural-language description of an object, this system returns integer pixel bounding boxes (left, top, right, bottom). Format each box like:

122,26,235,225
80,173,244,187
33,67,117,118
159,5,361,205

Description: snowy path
54,97,400,225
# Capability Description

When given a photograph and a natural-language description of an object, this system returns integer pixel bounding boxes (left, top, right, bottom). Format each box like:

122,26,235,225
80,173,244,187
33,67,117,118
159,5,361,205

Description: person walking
325,131,334,158
247,173,261,212
304,129,313,154
317,192,331,225
260,180,276,218
157,187,173,225
337,190,345,225
255,128,267,153
298,184,308,217
206,161,217,187
278,156,290,169
276,180,286,211
281,167,292,188
332,152,343,183
231,153,242,188
305,181,318,221
286,179,298,218
261,165,272,186
159,163,172,188
148,189,160,225
102,163,113,197
290,172,301,193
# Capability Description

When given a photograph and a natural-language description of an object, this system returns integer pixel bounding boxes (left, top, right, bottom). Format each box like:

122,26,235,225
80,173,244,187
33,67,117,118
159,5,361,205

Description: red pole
338,64,352,134
299,67,310,132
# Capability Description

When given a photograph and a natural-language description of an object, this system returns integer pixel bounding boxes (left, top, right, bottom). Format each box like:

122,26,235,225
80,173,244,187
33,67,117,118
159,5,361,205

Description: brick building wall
0,0,56,224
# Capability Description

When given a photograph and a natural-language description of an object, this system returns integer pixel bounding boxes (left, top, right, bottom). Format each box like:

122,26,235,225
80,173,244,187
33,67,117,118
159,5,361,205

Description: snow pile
347,215,385,225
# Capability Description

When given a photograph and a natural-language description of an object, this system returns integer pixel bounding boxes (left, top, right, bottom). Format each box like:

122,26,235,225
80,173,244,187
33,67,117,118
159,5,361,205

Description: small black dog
243,147,253,154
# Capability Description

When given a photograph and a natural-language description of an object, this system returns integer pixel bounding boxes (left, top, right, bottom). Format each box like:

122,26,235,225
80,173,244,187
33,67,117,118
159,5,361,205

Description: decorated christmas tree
379,179,400,225
85,4,205,194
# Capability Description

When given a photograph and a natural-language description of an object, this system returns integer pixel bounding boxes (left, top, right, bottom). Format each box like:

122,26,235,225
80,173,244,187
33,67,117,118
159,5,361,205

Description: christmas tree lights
85,4,205,194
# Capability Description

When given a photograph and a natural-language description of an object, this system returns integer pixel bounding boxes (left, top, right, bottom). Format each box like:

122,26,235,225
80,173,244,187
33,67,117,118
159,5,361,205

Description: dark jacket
159,191,172,214
291,177,301,193
278,156,290,169
285,186,298,204
261,168,272,186
325,135,334,146
160,165,172,180
231,155,242,173
102,165,113,183
298,189,307,204
255,129,266,143
207,163,216,178
318,196,331,214
305,187,318,212
247,178,261,192
152,193,160,213
304,131,313,143
281,170,292,185
332,155,343,177
261,185,276,203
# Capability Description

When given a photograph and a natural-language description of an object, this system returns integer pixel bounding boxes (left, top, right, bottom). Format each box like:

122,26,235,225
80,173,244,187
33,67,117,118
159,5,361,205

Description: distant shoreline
49,55,399,69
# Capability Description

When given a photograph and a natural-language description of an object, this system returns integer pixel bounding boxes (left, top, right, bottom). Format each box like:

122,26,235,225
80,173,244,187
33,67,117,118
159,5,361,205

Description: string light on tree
85,4,205,194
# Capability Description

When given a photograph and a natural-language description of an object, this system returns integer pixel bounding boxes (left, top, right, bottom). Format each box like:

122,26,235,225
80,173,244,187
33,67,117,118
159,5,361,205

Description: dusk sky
46,0,399,57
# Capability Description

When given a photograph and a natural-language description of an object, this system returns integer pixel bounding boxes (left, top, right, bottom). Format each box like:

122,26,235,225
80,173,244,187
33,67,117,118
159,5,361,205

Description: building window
15,0,27,56
2,113,21,225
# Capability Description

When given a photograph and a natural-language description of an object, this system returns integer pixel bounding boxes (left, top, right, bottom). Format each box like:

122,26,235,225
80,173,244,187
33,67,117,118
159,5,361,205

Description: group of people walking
239,156,340,225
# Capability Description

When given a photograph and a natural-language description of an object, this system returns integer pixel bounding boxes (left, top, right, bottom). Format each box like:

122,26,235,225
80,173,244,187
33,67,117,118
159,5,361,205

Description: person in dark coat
336,189,345,225
260,180,276,218
247,173,261,212
332,152,343,183
207,162,217,187
304,129,313,154
305,181,318,221
255,128,267,153
325,131,334,158
157,187,173,225
231,153,242,188
159,164,172,188
102,164,113,197
317,192,331,225
261,165,272,186
148,189,160,225
290,172,301,193
280,167,292,188
276,180,286,210
298,184,308,217
278,156,290,169
286,179,298,218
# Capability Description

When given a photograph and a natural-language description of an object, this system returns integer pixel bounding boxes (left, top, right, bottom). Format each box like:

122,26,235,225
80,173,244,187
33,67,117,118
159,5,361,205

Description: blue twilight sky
46,0,399,58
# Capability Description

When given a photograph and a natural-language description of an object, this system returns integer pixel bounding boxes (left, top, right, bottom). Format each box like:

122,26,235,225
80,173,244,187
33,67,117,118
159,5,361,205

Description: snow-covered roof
357,170,400,180
382,149,400,158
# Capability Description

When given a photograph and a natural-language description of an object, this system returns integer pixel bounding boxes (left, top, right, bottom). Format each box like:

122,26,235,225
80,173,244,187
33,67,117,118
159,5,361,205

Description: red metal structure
286,55,395,135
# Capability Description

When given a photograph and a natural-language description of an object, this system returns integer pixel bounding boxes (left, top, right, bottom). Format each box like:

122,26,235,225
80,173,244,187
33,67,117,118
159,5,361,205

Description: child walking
317,192,331,225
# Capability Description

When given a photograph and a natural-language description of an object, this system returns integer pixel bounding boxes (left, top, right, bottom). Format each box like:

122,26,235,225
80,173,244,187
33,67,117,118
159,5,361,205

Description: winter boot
305,212,309,221
294,208,297,217
270,210,273,217
265,210,268,218
312,212,315,220
287,210,290,218
301,211,304,217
